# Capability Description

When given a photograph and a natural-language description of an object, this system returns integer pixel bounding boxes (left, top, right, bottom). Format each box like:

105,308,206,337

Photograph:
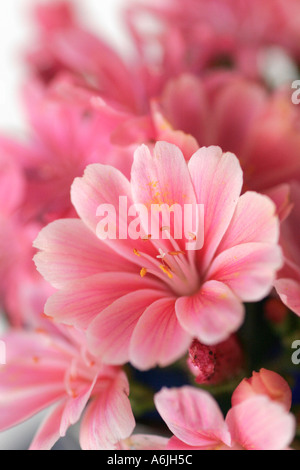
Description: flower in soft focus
128,0,300,79
274,182,300,316
0,150,54,326
231,368,292,411
154,72,300,193
26,0,152,114
34,142,282,370
0,327,136,450
0,75,135,224
154,373,296,450
188,335,244,385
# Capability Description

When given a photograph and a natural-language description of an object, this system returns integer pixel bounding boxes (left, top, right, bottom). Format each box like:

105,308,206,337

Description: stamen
159,264,173,279
133,248,141,257
140,267,148,278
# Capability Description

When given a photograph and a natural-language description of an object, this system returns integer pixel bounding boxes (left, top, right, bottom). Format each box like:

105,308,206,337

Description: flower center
134,227,201,297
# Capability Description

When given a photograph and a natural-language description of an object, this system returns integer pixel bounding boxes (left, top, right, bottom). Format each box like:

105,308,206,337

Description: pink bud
232,368,292,411
188,335,244,385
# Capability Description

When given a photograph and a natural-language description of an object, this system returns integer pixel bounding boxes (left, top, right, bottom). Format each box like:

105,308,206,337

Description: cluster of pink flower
0,0,299,450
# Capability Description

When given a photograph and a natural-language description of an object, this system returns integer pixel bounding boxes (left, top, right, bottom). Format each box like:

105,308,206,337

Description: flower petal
129,297,191,370
29,401,66,450
274,278,300,316
188,146,243,272
121,434,168,450
226,396,296,450
175,281,245,345
79,371,135,450
207,243,283,302
33,218,135,289
154,387,231,448
130,142,197,251
70,163,156,261
217,191,279,253
87,289,166,365
45,273,163,329
60,376,98,437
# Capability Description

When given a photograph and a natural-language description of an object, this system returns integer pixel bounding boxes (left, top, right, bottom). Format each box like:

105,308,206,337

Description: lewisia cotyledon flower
34,142,282,370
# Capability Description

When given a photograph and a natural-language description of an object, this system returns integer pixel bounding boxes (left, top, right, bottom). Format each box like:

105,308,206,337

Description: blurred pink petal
155,386,231,449
226,396,296,450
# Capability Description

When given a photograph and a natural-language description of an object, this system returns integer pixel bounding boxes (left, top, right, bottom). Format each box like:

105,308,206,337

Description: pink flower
231,368,292,412
0,75,133,224
26,1,149,113
155,73,300,193
0,328,135,450
34,142,282,370
128,0,300,79
154,383,296,450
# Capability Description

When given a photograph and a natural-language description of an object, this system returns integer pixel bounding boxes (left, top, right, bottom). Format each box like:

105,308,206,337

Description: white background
0,0,130,132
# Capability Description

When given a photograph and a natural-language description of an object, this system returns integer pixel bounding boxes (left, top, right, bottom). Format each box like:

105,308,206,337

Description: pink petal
159,74,208,145
0,155,25,215
264,184,293,222
120,434,168,450
167,436,199,450
188,147,243,272
207,242,283,302
130,142,197,251
226,397,296,450
129,297,191,370
87,289,166,365
79,371,135,450
29,401,66,450
60,376,98,437
0,359,65,432
216,191,279,253
71,164,132,234
152,107,199,159
274,278,300,316
213,78,267,159
154,387,231,448
45,272,163,329
33,218,135,289
53,29,138,111
70,163,155,261
0,332,69,431
175,281,245,345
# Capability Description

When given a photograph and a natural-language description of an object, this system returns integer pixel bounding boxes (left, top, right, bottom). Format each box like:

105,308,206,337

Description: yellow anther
140,268,148,278
159,265,173,279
